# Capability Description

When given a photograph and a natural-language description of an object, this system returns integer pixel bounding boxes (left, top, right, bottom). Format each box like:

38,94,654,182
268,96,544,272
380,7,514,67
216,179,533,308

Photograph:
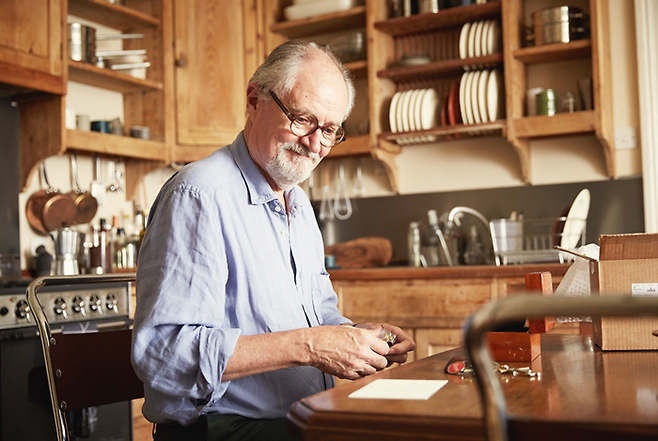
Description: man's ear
246,83,260,116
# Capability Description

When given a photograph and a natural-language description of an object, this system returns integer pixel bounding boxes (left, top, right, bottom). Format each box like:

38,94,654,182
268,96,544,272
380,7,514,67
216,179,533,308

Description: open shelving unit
20,0,169,197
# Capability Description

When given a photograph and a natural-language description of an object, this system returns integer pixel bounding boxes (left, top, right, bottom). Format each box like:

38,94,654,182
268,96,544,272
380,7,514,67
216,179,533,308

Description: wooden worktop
287,334,658,441
328,263,571,281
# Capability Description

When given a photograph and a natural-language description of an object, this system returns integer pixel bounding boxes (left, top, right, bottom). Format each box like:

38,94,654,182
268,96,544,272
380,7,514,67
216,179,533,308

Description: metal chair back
464,293,658,441
26,274,142,441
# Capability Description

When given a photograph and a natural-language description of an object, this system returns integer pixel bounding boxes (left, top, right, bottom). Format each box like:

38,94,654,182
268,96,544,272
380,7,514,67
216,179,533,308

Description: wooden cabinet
267,2,373,160
169,0,262,163
502,0,614,180
262,0,615,192
0,0,67,95
367,0,613,191
330,264,569,359
17,0,170,198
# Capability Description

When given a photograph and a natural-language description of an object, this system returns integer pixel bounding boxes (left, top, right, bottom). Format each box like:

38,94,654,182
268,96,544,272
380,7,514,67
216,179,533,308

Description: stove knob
89,294,103,315
54,297,68,320
106,293,118,314
72,295,87,317
15,300,32,323
0,306,8,316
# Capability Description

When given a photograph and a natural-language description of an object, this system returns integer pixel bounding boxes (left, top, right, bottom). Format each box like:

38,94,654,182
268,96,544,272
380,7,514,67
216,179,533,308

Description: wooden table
286,334,658,440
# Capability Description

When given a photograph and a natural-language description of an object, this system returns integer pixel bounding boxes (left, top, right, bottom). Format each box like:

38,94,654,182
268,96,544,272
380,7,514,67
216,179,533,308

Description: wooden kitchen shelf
377,54,503,83
68,60,162,93
270,6,366,38
380,121,507,145
512,111,596,138
68,0,160,30
66,129,165,160
326,134,372,158
374,1,500,36
513,39,592,64
344,60,368,78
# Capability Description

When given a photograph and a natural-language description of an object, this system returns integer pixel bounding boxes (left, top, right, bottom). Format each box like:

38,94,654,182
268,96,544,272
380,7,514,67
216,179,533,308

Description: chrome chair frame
464,294,658,441
26,273,139,441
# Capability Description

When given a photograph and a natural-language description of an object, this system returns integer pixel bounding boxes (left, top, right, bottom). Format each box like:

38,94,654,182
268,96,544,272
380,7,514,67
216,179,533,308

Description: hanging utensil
334,160,352,220
319,163,334,221
67,154,98,224
26,162,77,234
91,156,106,205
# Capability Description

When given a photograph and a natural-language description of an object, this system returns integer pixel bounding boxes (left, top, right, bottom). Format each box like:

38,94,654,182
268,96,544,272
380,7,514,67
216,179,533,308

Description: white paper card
632,283,658,297
348,379,448,400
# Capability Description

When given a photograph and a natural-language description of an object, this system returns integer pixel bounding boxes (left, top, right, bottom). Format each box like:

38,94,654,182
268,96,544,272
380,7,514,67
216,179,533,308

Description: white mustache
284,143,320,161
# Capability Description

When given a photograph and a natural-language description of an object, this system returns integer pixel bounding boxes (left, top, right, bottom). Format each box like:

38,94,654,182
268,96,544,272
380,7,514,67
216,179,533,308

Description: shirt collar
229,132,304,214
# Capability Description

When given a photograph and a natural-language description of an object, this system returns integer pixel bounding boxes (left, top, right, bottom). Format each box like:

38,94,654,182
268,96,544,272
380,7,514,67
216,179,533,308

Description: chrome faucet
445,206,494,265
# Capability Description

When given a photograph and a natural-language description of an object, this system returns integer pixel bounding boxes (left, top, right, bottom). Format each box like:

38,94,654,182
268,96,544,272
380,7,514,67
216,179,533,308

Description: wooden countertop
328,263,571,281
286,334,658,441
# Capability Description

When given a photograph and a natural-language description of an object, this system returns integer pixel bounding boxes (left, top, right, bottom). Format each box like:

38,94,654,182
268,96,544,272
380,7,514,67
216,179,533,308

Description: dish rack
490,217,587,266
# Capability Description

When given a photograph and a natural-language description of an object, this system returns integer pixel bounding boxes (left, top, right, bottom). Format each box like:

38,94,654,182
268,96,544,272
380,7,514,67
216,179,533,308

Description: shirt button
280,230,285,236
274,205,282,212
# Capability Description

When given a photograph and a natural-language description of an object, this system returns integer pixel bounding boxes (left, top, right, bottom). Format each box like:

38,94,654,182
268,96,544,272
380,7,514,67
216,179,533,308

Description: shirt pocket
310,272,334,326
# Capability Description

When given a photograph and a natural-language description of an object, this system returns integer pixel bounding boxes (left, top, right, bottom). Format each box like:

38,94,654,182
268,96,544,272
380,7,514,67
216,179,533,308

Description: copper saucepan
67,154,98,224
26,162,77,235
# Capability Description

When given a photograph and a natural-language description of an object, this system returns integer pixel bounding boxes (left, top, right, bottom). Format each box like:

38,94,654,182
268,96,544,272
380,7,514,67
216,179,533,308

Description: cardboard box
590,233,658,351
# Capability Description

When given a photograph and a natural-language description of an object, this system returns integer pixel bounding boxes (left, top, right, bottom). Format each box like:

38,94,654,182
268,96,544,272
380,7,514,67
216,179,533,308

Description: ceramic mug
91,120,111,133
536,89,557,116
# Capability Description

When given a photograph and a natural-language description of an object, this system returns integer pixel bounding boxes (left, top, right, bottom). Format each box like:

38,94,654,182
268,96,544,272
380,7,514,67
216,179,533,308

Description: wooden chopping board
324,237,393,268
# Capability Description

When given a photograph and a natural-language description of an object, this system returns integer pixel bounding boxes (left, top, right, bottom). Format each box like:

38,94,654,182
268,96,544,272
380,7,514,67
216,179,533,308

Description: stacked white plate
389,88,439,144
459,19,502,61
458,68,504,125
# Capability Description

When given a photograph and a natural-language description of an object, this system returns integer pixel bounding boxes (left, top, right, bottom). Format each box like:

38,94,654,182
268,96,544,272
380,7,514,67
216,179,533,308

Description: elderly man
132,40,415,441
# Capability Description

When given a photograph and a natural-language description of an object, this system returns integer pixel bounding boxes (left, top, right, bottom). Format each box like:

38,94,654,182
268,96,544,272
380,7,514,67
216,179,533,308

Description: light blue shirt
132,133,349,425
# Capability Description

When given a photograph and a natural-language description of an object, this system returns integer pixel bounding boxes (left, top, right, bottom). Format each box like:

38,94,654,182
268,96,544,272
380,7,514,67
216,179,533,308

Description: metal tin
532,6,584,26
68,23,97,63
531,6,588,45
535,21,586,45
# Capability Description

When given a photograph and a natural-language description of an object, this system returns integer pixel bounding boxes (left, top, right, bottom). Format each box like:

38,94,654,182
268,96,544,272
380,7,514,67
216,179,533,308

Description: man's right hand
305,325,390,380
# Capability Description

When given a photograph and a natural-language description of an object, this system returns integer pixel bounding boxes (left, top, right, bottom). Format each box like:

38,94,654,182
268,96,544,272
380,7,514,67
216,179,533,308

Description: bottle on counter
408,221,424,267
463,225,487,265
113,228,126,269
421,210,454,267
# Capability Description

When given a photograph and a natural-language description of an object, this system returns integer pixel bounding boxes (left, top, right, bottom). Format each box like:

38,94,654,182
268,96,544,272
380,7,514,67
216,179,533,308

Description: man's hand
306,325,390,380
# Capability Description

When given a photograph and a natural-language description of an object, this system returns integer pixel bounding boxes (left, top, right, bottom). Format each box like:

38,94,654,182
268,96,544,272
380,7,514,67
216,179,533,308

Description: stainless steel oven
0,279,134,441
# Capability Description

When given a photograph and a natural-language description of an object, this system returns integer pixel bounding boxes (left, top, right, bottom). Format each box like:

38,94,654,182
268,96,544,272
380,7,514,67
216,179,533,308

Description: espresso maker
52,227,84,275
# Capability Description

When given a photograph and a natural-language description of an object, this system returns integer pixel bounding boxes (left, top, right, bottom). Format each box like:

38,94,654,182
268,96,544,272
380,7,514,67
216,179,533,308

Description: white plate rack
490,217,587,265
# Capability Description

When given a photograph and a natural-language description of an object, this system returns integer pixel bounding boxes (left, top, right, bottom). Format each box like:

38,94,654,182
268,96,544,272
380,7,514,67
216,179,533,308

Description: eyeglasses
269,91,345,148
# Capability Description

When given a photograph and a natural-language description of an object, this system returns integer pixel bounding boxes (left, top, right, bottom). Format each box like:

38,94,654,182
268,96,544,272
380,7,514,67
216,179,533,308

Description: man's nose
302,128,324,154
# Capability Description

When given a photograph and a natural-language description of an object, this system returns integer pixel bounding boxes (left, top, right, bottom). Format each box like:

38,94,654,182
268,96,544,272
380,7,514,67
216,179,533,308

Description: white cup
76,114,91,131
65,109,76,129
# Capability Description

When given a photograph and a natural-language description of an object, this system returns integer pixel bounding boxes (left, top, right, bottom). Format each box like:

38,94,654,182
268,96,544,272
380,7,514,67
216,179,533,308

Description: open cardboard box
589,233,658,351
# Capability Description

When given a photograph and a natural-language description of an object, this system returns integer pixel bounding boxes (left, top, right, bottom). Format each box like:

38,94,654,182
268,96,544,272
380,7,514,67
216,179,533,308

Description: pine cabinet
17,0,170,199
330,264,569,360
0,0,67,95
265,0,614,192
169,0,262,163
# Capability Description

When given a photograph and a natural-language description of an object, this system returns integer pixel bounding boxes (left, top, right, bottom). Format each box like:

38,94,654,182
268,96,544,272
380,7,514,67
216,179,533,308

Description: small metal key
494,363,540,378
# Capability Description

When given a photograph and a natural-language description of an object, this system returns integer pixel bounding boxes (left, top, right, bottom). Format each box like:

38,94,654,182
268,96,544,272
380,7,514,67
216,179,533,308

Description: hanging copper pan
26,162,77,235
66,154,98,224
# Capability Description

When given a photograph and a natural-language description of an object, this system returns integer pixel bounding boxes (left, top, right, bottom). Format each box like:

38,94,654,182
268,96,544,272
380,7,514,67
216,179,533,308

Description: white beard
265,142,320,191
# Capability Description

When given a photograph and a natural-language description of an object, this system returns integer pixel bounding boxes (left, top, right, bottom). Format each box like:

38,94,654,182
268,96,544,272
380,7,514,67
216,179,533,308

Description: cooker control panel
0,282,131,330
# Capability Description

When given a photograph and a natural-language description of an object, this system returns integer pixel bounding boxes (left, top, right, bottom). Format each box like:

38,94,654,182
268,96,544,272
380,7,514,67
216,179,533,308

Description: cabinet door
0,0,66,95
172,0,260,162
415,328,464,359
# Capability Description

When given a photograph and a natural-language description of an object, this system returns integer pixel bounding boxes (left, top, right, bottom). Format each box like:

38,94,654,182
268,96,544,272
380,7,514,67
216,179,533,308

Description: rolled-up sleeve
132,183,240,418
